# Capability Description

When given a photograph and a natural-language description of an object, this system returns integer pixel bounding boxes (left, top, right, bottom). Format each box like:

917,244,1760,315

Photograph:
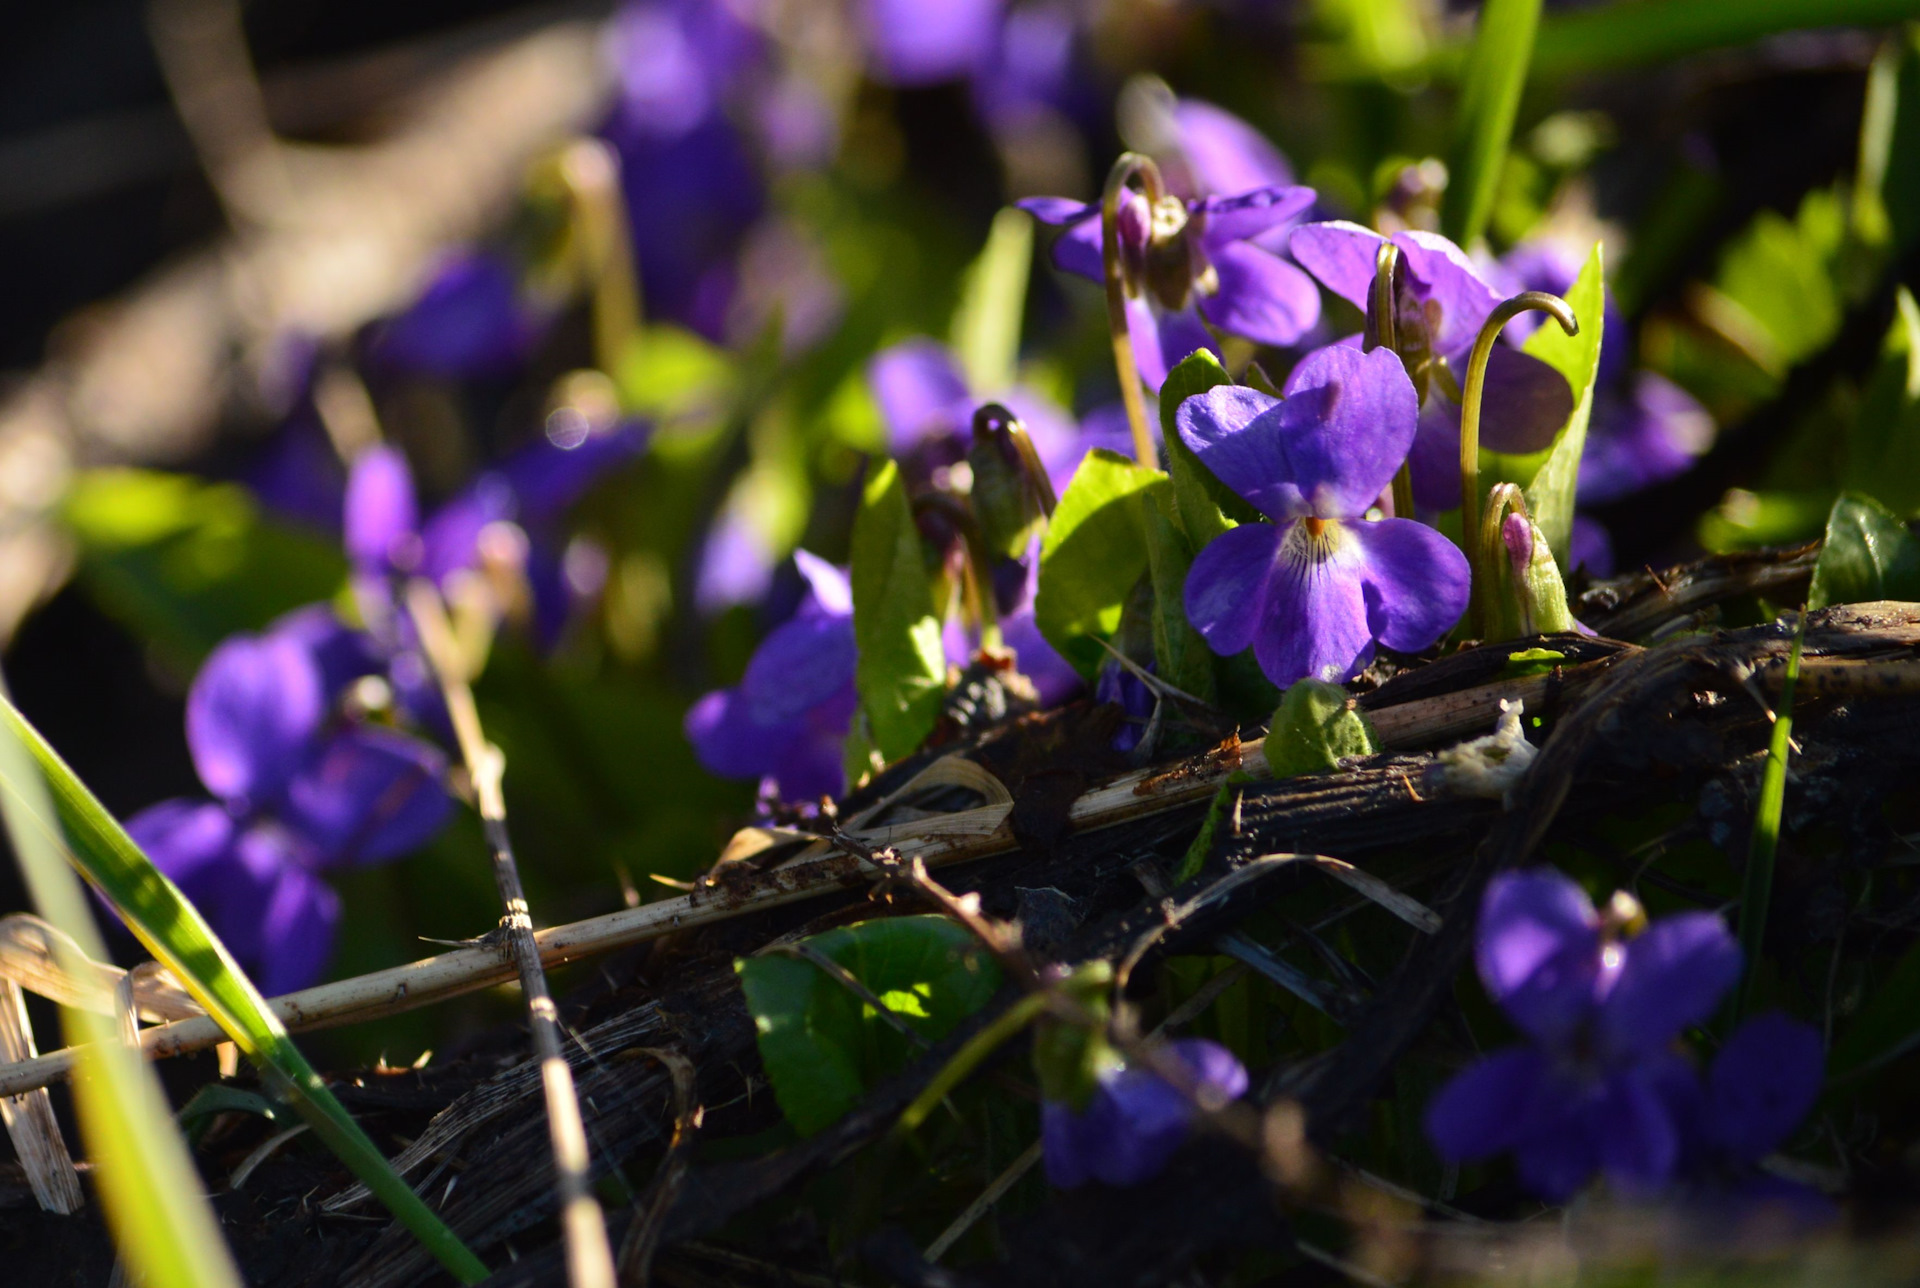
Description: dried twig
408,580,616,1288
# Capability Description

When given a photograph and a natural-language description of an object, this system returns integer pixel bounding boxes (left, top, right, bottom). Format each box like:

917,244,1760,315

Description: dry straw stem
407,580,616,1288
0,659,1598,1099
0,657,1591,1100
8,640,1916,1101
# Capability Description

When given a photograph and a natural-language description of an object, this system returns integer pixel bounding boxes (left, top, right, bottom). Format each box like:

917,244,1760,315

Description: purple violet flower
125,627,453,994
1042,1038,1248,1188
368,252,544,380
1425,869,1745,1201
862,0,1004,86
1020,182,1321,390
1095,660,1157,752
866,336,1129,493
345,426,644,647
1290,223,1573,510
1176,345,1471,688
685,551,859,803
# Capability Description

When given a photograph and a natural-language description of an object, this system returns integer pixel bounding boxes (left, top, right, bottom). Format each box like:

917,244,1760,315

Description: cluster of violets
1427,870,1827,1216
135,416,643,993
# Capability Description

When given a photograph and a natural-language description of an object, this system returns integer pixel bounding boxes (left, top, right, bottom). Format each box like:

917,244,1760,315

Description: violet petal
869,339,973,454
1286,220,1384,312
255,862,342,996
1704,1012,1825,1164
1348,517,1472,654
343,445,418,574
1393,230,1504,361
1126,296,1217,392
1182,520,1284,660
1599,911,1742,1059
186,632,327,806
1171,99,1294,195
1426,1045,1550,1162
1193,185,1317,247
1475,870,1603,1044
1197,242,1321,348
279,727,453,868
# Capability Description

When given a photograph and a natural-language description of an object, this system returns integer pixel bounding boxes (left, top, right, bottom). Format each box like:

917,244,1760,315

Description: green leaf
612,323,736,419
1835,932,1920,1076
1843,288,1920,515
950,207,1033,395
1263,679,1382,779
1807,492,1920,609
1529,0,1920,78
63,470,348,669
0,674,244,1288
0,696,489,1284
736,916,1002,1136
1034,450,1170,679
1440,0,1544,248
1481,243,1604,568
1158,351,1258,546
851,459,948,762
1143,491,1218,704
1500,647,1567,679
1709,189,1847,377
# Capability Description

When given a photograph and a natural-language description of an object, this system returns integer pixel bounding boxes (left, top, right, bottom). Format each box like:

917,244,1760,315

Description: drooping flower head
1042,1038,1248,1188
1425,869,1748,1200
1021,182,1321,389
125,623,453,994
1177,345,1471,688
1289,222,1573,510
685,551,860,803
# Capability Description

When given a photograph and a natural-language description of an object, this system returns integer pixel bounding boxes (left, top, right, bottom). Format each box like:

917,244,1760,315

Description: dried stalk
408,580,616,1288
0,661,1608,1099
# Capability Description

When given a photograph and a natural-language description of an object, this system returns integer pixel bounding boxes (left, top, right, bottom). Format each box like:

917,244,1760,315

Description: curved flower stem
555,138,642,377
1102,152,1166,467
1362,241,1416,520
1459,290,1578,635
408,581,617,1288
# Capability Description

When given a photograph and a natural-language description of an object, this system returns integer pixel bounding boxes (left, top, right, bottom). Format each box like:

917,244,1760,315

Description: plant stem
408,582,616,1288
1458,290,1578,634
1102,152,1166,467
1362,240,1417,518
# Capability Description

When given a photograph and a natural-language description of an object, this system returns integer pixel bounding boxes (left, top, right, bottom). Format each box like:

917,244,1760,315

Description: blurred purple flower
685,551,858,802
1425,869,1744,1201
345,426,645,647
125,627,453,994
1163,98,1295,201
1177,345,1470,687
863,0,1004,86
1292,223,1576,512
1022,181,1321,389
603,0,766,335
866,336,1125,492
368,252,544,381
1042,1038,1247,1188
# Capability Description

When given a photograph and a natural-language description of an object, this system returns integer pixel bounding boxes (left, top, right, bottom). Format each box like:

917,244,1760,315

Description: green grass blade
0,674,242,1288
1441,0,1544,247
1531,0,1920,78
1733,616,1806,1024
0,694,489,1285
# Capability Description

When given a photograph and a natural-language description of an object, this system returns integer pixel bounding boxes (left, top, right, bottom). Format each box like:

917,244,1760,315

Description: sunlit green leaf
851,459,947,762
1807,492,1920,609
736,916,1002,1136
63,470,346,669
1475,243,1604,569
1264,679,1382,780
1034,449,1169,678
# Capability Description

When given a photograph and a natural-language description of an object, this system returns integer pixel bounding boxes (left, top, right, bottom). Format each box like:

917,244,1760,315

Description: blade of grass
0,692,489,1285
0,670,242,1288
1440,0,1544,248
1531,0,1920,79
951,206,1034,395
1734,615,1807,1024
